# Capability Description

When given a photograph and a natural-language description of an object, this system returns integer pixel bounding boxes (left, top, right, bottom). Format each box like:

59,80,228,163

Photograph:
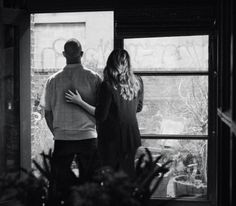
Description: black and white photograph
0,0,235,206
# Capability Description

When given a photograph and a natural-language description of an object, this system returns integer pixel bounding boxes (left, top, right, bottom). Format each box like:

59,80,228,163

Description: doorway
30,11,114,165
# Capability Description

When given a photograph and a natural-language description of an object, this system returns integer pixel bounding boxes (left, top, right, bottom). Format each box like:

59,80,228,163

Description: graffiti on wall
124,36,208,71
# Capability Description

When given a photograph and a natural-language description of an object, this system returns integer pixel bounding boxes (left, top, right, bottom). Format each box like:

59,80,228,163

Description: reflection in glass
137,76,208,135
124,35,208,71
136,139,208,198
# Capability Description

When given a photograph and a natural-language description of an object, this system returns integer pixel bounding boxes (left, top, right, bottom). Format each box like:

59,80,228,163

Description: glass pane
30,11,114,165
124,35,208,71
136,139,208,198
138,76,208,135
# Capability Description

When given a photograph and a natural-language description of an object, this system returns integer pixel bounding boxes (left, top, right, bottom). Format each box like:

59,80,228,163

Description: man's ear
80,51,84,57
63,51,66,57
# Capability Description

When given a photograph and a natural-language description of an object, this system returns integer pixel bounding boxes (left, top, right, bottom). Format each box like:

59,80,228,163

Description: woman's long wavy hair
103,49,140,100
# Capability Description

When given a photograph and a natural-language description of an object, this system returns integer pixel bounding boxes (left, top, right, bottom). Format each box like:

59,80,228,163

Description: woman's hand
65,89,95,116
65,90,83,105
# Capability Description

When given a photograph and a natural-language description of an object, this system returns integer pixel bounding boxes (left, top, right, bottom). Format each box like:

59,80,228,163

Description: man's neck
66,59,81,64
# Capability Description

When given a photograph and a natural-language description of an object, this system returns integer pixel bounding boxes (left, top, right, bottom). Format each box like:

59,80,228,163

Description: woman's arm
65,90,95,116
65,82,112,122
95,81,112,122
136,75,144,113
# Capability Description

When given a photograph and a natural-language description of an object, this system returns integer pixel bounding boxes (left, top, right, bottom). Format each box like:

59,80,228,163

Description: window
124,35,209,199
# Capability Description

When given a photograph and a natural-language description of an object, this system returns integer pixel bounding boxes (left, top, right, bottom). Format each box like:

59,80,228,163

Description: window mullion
141,134,208,140
134,71,209,76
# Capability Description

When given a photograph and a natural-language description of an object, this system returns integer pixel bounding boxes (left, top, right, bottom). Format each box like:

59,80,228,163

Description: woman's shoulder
101,80,113,88
100,80,114,92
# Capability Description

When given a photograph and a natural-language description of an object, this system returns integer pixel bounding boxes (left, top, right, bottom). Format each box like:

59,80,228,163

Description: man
42,38,102,195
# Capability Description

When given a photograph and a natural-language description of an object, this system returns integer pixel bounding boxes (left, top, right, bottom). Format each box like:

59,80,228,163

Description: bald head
63,39,83,64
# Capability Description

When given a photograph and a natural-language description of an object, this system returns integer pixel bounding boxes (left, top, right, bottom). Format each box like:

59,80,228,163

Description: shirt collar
64,63,82,70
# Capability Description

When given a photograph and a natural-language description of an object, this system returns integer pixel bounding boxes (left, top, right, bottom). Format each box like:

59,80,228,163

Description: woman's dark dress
95,76,144,177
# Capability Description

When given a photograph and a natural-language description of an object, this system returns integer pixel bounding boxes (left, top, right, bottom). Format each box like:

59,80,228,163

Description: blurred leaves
0,148,171,206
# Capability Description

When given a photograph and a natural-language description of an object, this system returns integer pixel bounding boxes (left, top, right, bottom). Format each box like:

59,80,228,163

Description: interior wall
216,0,236,206
0,1,5,175
0,1,30,175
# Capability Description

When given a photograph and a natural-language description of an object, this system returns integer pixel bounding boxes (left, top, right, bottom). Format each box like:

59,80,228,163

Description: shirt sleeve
95,81,112,123
42,78,52,111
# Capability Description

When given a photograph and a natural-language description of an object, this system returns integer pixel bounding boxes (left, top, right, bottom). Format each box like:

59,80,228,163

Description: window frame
118,31,217,205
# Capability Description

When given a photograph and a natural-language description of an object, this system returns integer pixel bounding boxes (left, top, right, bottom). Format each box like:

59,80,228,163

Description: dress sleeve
136,75,144,113
95,81,112,122
95,74,103,105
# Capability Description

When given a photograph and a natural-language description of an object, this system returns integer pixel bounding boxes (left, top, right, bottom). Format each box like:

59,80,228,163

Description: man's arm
45,110,54,135
41,78,54,135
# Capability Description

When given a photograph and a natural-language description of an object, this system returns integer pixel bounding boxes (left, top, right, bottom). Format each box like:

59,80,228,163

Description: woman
65,49,144,177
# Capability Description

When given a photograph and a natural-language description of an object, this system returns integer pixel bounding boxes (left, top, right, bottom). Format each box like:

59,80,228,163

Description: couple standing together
42,38,144,193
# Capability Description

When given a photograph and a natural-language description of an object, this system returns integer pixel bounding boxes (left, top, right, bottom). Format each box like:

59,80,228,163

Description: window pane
138,76,208,135
137,139,208,198
124,35,208,72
